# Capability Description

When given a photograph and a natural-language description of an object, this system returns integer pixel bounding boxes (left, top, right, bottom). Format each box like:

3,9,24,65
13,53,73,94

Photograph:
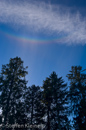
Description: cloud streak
0,0,86,44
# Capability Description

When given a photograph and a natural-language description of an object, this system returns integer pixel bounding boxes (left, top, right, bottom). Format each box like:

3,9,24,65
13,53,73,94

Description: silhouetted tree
67,66,86,130
42,72,69,130
0,57,28,130
25,85,45,130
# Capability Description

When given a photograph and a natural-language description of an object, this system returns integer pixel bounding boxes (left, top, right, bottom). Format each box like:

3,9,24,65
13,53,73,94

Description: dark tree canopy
0,57,28,130
67,66,86,130
42,72,70,130
25,85,45,128
0,58,86,130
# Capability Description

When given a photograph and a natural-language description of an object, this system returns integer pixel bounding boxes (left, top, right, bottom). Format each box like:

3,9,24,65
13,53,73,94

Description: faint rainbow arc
0,28,68,45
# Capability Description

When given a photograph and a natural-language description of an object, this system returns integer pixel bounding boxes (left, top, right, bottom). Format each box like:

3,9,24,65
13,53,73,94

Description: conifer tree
42,72,69,130
25,85,45,130
67,66,86,130
0,57,28,130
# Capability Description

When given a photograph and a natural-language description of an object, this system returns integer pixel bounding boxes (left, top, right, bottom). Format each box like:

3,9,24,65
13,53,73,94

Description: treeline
0,57,86,130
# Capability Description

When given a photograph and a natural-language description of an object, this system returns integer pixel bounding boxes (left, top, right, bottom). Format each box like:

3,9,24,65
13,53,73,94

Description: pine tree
0,57,28,130
25,85,45,130
42,72,69,130
42,76,53,130
67,66,86,130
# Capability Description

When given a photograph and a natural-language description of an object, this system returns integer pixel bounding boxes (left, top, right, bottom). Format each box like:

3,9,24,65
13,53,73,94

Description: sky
0,0,86,86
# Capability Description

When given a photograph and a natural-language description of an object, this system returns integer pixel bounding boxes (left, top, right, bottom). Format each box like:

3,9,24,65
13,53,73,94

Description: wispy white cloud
0,0,86,44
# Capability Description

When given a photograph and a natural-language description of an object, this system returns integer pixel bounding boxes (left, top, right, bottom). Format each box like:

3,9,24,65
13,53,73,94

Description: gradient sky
0,0,86,86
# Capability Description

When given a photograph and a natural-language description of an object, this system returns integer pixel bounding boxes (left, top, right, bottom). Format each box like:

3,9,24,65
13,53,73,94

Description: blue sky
0,0,86,86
